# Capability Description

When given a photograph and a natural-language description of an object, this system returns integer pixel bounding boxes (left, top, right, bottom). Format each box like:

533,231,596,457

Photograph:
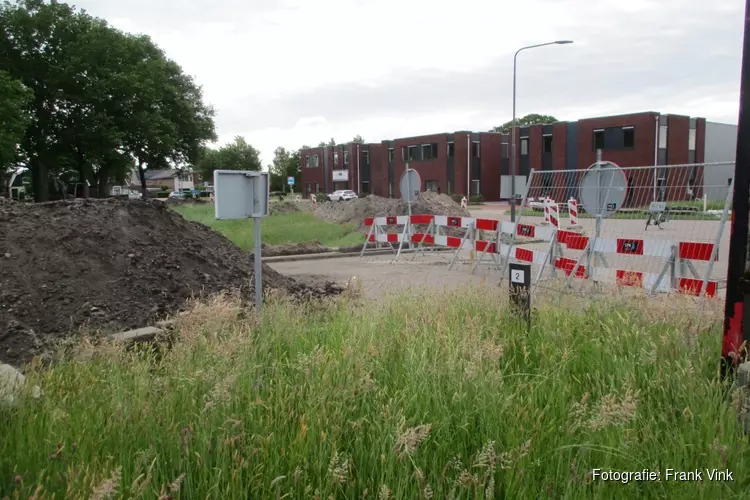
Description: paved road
268,253,494,300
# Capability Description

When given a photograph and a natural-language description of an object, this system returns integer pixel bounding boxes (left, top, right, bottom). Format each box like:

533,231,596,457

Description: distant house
129,168,195,192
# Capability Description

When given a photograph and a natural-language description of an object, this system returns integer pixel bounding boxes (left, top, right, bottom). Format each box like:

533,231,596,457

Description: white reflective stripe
374,233,408,243
500,221,515,234
373,216,388,225
434,234,476,250
372,216,410,225
592,238,673,259
433,215,475,229
395,216,409,225
434,234,448,247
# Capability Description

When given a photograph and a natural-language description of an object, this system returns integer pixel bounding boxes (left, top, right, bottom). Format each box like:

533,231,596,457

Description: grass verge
1,287,747,498
172,203,365,250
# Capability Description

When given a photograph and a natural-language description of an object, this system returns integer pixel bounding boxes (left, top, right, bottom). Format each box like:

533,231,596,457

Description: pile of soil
164,197,210,206
314,192,471,231
0,198,344,368
261,241,328,257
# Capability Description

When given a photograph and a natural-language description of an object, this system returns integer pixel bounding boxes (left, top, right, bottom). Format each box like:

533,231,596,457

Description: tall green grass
1,288,747,499
172,203,364,249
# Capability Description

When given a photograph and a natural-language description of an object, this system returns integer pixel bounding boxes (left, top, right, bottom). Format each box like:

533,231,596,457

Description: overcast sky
75,0,743,166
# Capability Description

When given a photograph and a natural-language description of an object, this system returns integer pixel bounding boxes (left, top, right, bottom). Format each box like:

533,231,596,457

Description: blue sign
287,176,295,185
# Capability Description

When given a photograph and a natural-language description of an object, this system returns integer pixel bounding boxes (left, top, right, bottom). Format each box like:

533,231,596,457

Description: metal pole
653,115,659,203
722,0,750,380
466,135,471,197
357,144,361,193
253,216,262,312
510,51,518,222
406,164,413,250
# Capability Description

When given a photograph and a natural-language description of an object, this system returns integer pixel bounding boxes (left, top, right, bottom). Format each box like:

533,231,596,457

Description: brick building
300,111,737,203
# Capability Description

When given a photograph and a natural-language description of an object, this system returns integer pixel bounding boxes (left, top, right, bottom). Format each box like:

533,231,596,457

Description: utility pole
721,0,750,381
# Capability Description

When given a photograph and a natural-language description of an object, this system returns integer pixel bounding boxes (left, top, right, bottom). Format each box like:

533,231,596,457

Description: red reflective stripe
475,241,496,253
678,242,716,261
445,236,462,248
516,224,536,238
446,217,462,227
386,233,399,243
616,238,645,256
678,278,717,297
364,217,374,226
616,270,644,287
410,215,433,225
385,216,398,226
410,233,434,244
515,248,534,262
368,234,376,242
475,218,499,231
555,257,586,278
566,234,589,250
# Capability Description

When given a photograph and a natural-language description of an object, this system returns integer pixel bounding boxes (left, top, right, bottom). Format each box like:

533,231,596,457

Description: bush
160,184,170,191
469,194,484,205
155,191,170,198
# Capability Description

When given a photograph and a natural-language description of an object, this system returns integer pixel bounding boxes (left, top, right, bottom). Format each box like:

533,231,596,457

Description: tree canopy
267,146,301,192
0,69,31,176
194,136,262,182
0,0,217,201
492,114,558,133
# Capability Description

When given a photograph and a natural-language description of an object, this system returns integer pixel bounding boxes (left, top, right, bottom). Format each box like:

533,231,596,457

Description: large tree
194,136,261,182
268,146,301,192
0,0,216,201
492,113,558,133
0,69,31,188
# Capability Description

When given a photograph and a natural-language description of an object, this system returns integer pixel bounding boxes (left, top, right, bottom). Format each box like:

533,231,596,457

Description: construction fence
360,160,734,298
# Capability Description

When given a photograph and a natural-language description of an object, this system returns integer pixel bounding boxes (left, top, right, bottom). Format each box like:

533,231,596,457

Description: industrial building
299,111,738,203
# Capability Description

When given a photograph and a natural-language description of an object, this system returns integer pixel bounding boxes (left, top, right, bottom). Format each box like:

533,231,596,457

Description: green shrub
469,194,484,205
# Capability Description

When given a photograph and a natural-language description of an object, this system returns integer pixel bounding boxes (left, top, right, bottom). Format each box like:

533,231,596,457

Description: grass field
1,288,747,499
172,203,365,250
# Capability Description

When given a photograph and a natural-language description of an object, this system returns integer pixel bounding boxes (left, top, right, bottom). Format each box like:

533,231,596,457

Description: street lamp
510,40,573,222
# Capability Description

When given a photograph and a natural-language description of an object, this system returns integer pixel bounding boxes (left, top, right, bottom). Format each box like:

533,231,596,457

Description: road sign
399,168,421,203
287,176,295,185
578,160,628,218
509,262,531,330
213,170,269,312
213,170,269,220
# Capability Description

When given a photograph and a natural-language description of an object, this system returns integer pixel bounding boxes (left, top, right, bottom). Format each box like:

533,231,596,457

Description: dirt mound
314,192,471,230
0,198,344,368
269,200,302,215
164,197,209,206
261,241,328,257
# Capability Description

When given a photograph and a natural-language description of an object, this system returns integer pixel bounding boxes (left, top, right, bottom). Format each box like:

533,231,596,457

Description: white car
326,190,358,202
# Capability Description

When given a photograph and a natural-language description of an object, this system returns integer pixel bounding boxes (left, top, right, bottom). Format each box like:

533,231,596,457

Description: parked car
168,191,185,199
326,190,358,202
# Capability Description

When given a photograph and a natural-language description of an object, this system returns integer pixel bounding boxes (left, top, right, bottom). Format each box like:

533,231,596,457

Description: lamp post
510,40,573,222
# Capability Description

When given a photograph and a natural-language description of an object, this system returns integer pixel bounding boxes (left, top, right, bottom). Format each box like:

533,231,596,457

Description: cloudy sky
76,0,743,166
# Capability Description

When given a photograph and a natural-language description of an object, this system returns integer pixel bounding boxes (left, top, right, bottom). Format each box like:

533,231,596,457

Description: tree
351,135,365,144
492,113,558,133
0,70,31,189
194,136,261,182
268,146,301,192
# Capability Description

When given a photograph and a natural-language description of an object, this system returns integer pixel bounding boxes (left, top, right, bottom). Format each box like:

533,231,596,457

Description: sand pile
0,198,343,367
314,192,471,230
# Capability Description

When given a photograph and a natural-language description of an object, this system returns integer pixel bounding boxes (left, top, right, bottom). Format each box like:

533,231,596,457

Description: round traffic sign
578,161,628,218
399,169,421,203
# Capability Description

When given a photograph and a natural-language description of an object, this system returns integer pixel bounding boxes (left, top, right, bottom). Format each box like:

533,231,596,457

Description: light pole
510,40,573,222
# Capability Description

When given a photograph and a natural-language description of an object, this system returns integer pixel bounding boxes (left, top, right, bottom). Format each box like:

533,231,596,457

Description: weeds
1,287,748,498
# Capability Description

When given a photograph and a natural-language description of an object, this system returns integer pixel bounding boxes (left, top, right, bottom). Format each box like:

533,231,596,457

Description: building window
471,180,480,195
502,143,509,159
388,148,394,163
315,183,321,193
362,151,370,164
542,175,552,197
343,151,349,165
471,141,480,158
520,137,529,156
307,155,319,168
306,183,312,195
593,129,604,151
659,125,668,149
407,145,419,161
542,135,552,154
729,178,733,186
421,143,438,160
688,151,696,164
334,152,339,165
425,180,438,192
401,146,407,161
447,142,454,158
622,126,635,148
688,128,696,152
361,181,370,194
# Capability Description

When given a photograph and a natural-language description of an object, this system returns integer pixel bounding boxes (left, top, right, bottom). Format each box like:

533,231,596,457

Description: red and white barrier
567,199,580,227
543,197,551,224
